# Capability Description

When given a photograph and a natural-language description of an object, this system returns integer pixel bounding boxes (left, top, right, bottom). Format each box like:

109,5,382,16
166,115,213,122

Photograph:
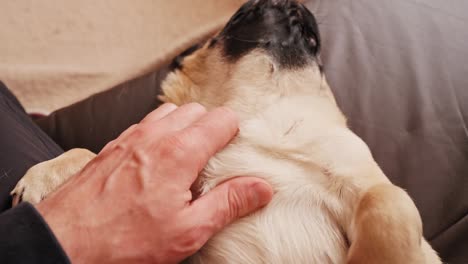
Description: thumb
187,177,273,244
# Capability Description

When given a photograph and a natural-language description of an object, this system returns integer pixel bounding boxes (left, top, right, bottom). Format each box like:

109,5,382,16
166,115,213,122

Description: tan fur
161,42,441,263
347,184,440,264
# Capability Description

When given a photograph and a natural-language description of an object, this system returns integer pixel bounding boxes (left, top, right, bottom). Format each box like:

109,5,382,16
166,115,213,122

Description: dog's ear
169,43,203,71
161,42,233,108
160,43,206,105
159,67,202,106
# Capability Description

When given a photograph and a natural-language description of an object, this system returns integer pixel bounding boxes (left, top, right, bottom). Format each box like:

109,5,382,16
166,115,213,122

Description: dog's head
162,0,335,117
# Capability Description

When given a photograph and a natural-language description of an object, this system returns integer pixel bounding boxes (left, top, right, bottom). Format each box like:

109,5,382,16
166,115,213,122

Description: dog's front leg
347,184,441,264
11,148,96,206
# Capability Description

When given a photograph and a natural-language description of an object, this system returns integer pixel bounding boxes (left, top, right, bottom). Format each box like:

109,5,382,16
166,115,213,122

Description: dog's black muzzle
215,0,321,69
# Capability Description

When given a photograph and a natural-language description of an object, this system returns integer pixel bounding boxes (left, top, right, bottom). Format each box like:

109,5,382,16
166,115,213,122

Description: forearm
0,203,70,264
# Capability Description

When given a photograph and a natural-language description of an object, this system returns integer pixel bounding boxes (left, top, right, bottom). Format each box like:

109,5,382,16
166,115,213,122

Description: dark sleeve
0,81,64,212
0,203,70,264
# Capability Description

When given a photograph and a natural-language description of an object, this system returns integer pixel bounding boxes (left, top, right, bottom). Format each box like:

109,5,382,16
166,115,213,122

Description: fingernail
249,181,273,208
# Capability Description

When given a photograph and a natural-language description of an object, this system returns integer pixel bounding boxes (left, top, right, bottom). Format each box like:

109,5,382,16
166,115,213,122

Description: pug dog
12,0,441,263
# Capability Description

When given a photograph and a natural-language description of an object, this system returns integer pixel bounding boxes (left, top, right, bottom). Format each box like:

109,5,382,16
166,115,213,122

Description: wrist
35,195,103,263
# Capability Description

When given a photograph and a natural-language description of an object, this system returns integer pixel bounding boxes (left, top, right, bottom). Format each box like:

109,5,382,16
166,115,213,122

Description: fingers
181,107,239,175
100,103,178,153
153,107,239,186
152,103,207,133
140,103,178,124
135,103,209,152
138,103,208,139
102,103,239,189
184,177,273,249
102,103,207,154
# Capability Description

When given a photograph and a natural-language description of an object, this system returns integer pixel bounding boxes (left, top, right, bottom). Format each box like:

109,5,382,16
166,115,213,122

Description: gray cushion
38,1,468,262
304,1,468,262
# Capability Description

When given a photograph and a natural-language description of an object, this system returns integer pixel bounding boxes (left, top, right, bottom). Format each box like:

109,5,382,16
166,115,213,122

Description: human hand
36,103,273,264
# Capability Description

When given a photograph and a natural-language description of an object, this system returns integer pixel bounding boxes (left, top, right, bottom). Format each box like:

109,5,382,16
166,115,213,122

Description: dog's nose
218,0,320,68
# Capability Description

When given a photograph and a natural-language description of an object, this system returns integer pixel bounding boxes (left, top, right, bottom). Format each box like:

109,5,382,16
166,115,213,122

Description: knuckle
112,126,146,149
226,182,246,219
185,229,206,252
111,142,130,154
158,135,189,161
189,123,211,142
131,125,147,138
182,126,211,168
170,226,206,256
111,131,144,153
101,138,119,153
126,124,138,133
102,123,148,153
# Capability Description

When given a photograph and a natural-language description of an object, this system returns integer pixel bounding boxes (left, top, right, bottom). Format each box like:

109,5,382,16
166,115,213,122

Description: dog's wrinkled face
217,0,321,68
162,0,334,117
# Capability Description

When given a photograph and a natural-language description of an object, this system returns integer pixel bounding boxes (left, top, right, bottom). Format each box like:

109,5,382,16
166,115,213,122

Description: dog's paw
11,175,46,205
10,148,96,206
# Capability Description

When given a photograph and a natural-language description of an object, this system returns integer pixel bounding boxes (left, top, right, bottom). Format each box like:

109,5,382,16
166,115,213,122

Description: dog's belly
191,186,348,264
187,97,356,263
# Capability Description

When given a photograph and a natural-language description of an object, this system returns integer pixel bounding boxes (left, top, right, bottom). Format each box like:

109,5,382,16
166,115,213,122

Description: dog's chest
193,98,361,263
